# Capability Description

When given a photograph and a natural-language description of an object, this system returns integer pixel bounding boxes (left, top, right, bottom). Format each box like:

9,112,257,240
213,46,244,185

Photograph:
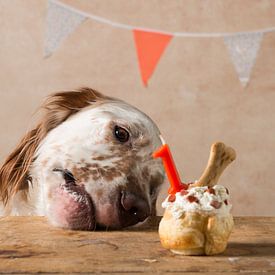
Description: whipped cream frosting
162,185,232,218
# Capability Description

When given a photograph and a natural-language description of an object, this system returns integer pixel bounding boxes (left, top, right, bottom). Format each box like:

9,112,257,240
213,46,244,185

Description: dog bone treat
190,142,236,188
155,141,236,255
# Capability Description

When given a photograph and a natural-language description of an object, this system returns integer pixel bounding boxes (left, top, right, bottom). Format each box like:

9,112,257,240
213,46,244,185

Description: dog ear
40,87,110,133
0,127,41,205
0,87,108,205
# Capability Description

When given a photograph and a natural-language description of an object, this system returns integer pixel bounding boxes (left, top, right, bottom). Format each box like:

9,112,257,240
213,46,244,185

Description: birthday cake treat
153,141,236,256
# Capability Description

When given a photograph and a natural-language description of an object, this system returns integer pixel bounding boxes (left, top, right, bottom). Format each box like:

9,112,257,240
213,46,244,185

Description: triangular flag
224,32,263,86
44,0,87,57
133,30,173,86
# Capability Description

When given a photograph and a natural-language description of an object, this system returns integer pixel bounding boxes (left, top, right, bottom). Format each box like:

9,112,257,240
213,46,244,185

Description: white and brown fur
0,88,164,230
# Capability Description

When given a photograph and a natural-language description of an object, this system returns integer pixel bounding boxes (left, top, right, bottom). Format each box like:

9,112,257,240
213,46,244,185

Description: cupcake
157,142,236,255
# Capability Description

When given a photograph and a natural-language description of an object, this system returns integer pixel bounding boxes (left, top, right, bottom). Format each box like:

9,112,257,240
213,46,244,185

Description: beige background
1,0,275,216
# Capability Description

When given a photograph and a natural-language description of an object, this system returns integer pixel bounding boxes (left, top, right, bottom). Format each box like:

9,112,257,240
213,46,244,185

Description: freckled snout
119,191,150,227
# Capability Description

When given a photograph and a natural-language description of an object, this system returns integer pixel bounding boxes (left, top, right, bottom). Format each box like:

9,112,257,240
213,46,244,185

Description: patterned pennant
44,0,87,57
133,30,173,87
224,33,263,86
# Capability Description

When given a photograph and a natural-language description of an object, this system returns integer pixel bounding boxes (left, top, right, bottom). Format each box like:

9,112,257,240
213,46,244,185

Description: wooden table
0,216,274,274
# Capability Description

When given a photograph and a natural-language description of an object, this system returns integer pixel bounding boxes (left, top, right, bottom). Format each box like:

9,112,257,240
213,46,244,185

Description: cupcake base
159,208,234,256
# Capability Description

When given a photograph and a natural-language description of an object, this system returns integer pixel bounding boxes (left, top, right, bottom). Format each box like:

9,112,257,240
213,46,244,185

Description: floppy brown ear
0,127,41,205
0,87,109,205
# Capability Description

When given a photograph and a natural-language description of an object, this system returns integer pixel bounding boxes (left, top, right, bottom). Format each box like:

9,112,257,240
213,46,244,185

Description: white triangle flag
224,32,263,86
44,0,87,57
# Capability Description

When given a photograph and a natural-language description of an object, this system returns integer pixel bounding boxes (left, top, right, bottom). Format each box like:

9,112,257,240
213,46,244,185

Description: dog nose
120,191,150,227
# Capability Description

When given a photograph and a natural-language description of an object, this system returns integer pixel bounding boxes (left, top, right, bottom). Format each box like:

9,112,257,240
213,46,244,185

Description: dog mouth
52,168,95,230
53,168,76,184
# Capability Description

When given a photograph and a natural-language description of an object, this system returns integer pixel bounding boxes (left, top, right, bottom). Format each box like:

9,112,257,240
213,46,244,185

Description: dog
0,88,164,230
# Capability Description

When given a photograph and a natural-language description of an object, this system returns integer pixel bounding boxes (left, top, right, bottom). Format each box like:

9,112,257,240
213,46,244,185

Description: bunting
45,0,274,88
44,0,86,57
133,30,172,86
223,33,263,86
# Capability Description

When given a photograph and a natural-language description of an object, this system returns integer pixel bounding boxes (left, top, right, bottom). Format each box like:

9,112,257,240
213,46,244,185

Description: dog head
0,88,164,230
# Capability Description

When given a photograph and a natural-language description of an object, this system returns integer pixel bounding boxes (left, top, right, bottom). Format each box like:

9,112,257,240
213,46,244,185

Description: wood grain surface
0,216,274,274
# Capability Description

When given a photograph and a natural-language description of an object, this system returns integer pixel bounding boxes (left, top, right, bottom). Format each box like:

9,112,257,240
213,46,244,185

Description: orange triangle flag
133,29,173,86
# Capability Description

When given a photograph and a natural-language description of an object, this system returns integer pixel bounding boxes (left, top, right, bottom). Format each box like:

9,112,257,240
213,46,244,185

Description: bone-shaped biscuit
190,142,236,188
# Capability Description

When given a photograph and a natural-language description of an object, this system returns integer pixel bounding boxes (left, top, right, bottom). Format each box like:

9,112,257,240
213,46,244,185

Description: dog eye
53,168,76,183
114,125,129,143
63,169,76,183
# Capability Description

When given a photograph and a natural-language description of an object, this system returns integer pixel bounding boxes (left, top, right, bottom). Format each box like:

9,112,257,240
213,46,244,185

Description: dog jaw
47,183,94,230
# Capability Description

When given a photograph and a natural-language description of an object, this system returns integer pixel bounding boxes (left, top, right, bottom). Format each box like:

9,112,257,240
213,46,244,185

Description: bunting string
46,0,274,87
50,0,275,37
